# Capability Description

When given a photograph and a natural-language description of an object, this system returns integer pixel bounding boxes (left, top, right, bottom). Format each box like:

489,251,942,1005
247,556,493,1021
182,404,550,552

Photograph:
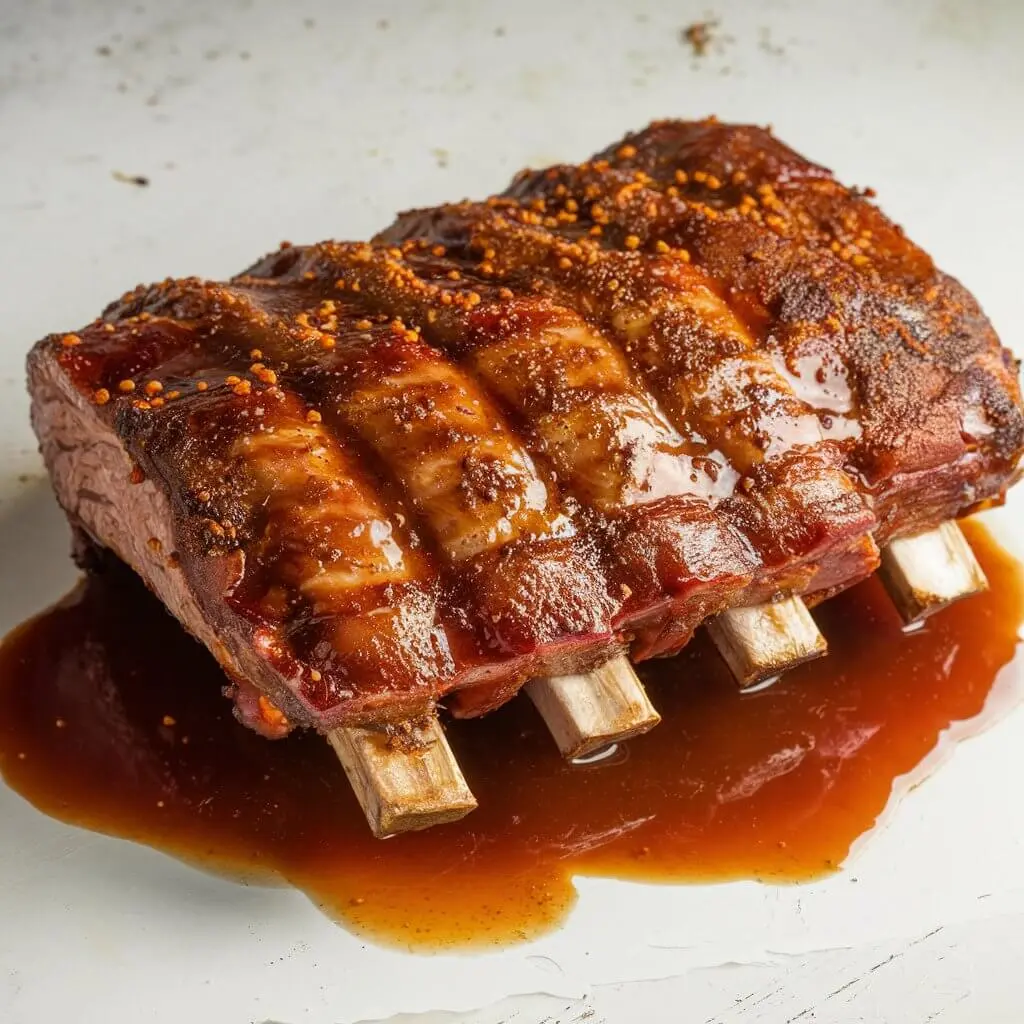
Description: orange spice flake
118,379,136,393
257,695,288,730
306,410,322,423
195,380,209,392
93,388,111,405
144,380,164,396
616,143,637,160
624,234,641,250
60,333,82,347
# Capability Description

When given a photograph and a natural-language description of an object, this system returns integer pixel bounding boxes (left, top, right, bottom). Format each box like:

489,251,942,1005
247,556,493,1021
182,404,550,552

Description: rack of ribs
27,119,1024,835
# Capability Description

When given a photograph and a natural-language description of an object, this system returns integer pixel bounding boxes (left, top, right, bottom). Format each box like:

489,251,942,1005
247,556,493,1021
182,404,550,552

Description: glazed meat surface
28,119,1024,735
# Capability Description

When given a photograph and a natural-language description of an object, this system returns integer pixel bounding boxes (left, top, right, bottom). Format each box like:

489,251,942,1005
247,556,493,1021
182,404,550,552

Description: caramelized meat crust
28,119,1024,733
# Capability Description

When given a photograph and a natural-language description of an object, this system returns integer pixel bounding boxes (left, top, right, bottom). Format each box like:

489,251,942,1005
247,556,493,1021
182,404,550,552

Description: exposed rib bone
527,655,661,759
707,597,828,689
878,521,988,625
327,716,477,837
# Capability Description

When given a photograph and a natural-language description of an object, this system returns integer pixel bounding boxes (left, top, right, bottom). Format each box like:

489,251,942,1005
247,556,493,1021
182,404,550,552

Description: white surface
1,1,1023,1022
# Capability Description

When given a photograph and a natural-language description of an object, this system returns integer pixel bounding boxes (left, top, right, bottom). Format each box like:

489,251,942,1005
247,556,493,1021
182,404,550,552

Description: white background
1,1,1023,1022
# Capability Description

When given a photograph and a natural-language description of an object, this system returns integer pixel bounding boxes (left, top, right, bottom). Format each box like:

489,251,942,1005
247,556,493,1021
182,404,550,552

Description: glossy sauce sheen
0,522,1021,951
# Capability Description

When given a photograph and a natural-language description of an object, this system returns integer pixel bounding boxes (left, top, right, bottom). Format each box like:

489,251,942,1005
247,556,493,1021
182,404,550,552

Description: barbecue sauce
0,521,1021,951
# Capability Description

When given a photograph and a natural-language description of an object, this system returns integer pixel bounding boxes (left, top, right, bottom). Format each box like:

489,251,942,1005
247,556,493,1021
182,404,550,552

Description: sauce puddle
0,521,1021,950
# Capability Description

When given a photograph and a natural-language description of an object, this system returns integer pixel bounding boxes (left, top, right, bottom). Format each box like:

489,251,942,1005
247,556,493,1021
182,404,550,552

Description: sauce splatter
0,521,1020,950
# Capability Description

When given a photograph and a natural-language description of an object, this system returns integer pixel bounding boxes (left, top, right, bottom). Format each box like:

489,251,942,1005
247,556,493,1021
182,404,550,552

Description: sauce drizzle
0,521,1020,950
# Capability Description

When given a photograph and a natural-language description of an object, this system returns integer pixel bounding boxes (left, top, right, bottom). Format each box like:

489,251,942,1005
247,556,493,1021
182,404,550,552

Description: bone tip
557,707,662,760
527,654,661,760
371,788,479,839
879,521,989,625
708,596,828,688
328,718,477,837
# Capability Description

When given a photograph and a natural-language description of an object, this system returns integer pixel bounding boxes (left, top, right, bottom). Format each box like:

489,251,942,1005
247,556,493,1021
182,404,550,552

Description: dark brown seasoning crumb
112,171,151,188
681,20,716,57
